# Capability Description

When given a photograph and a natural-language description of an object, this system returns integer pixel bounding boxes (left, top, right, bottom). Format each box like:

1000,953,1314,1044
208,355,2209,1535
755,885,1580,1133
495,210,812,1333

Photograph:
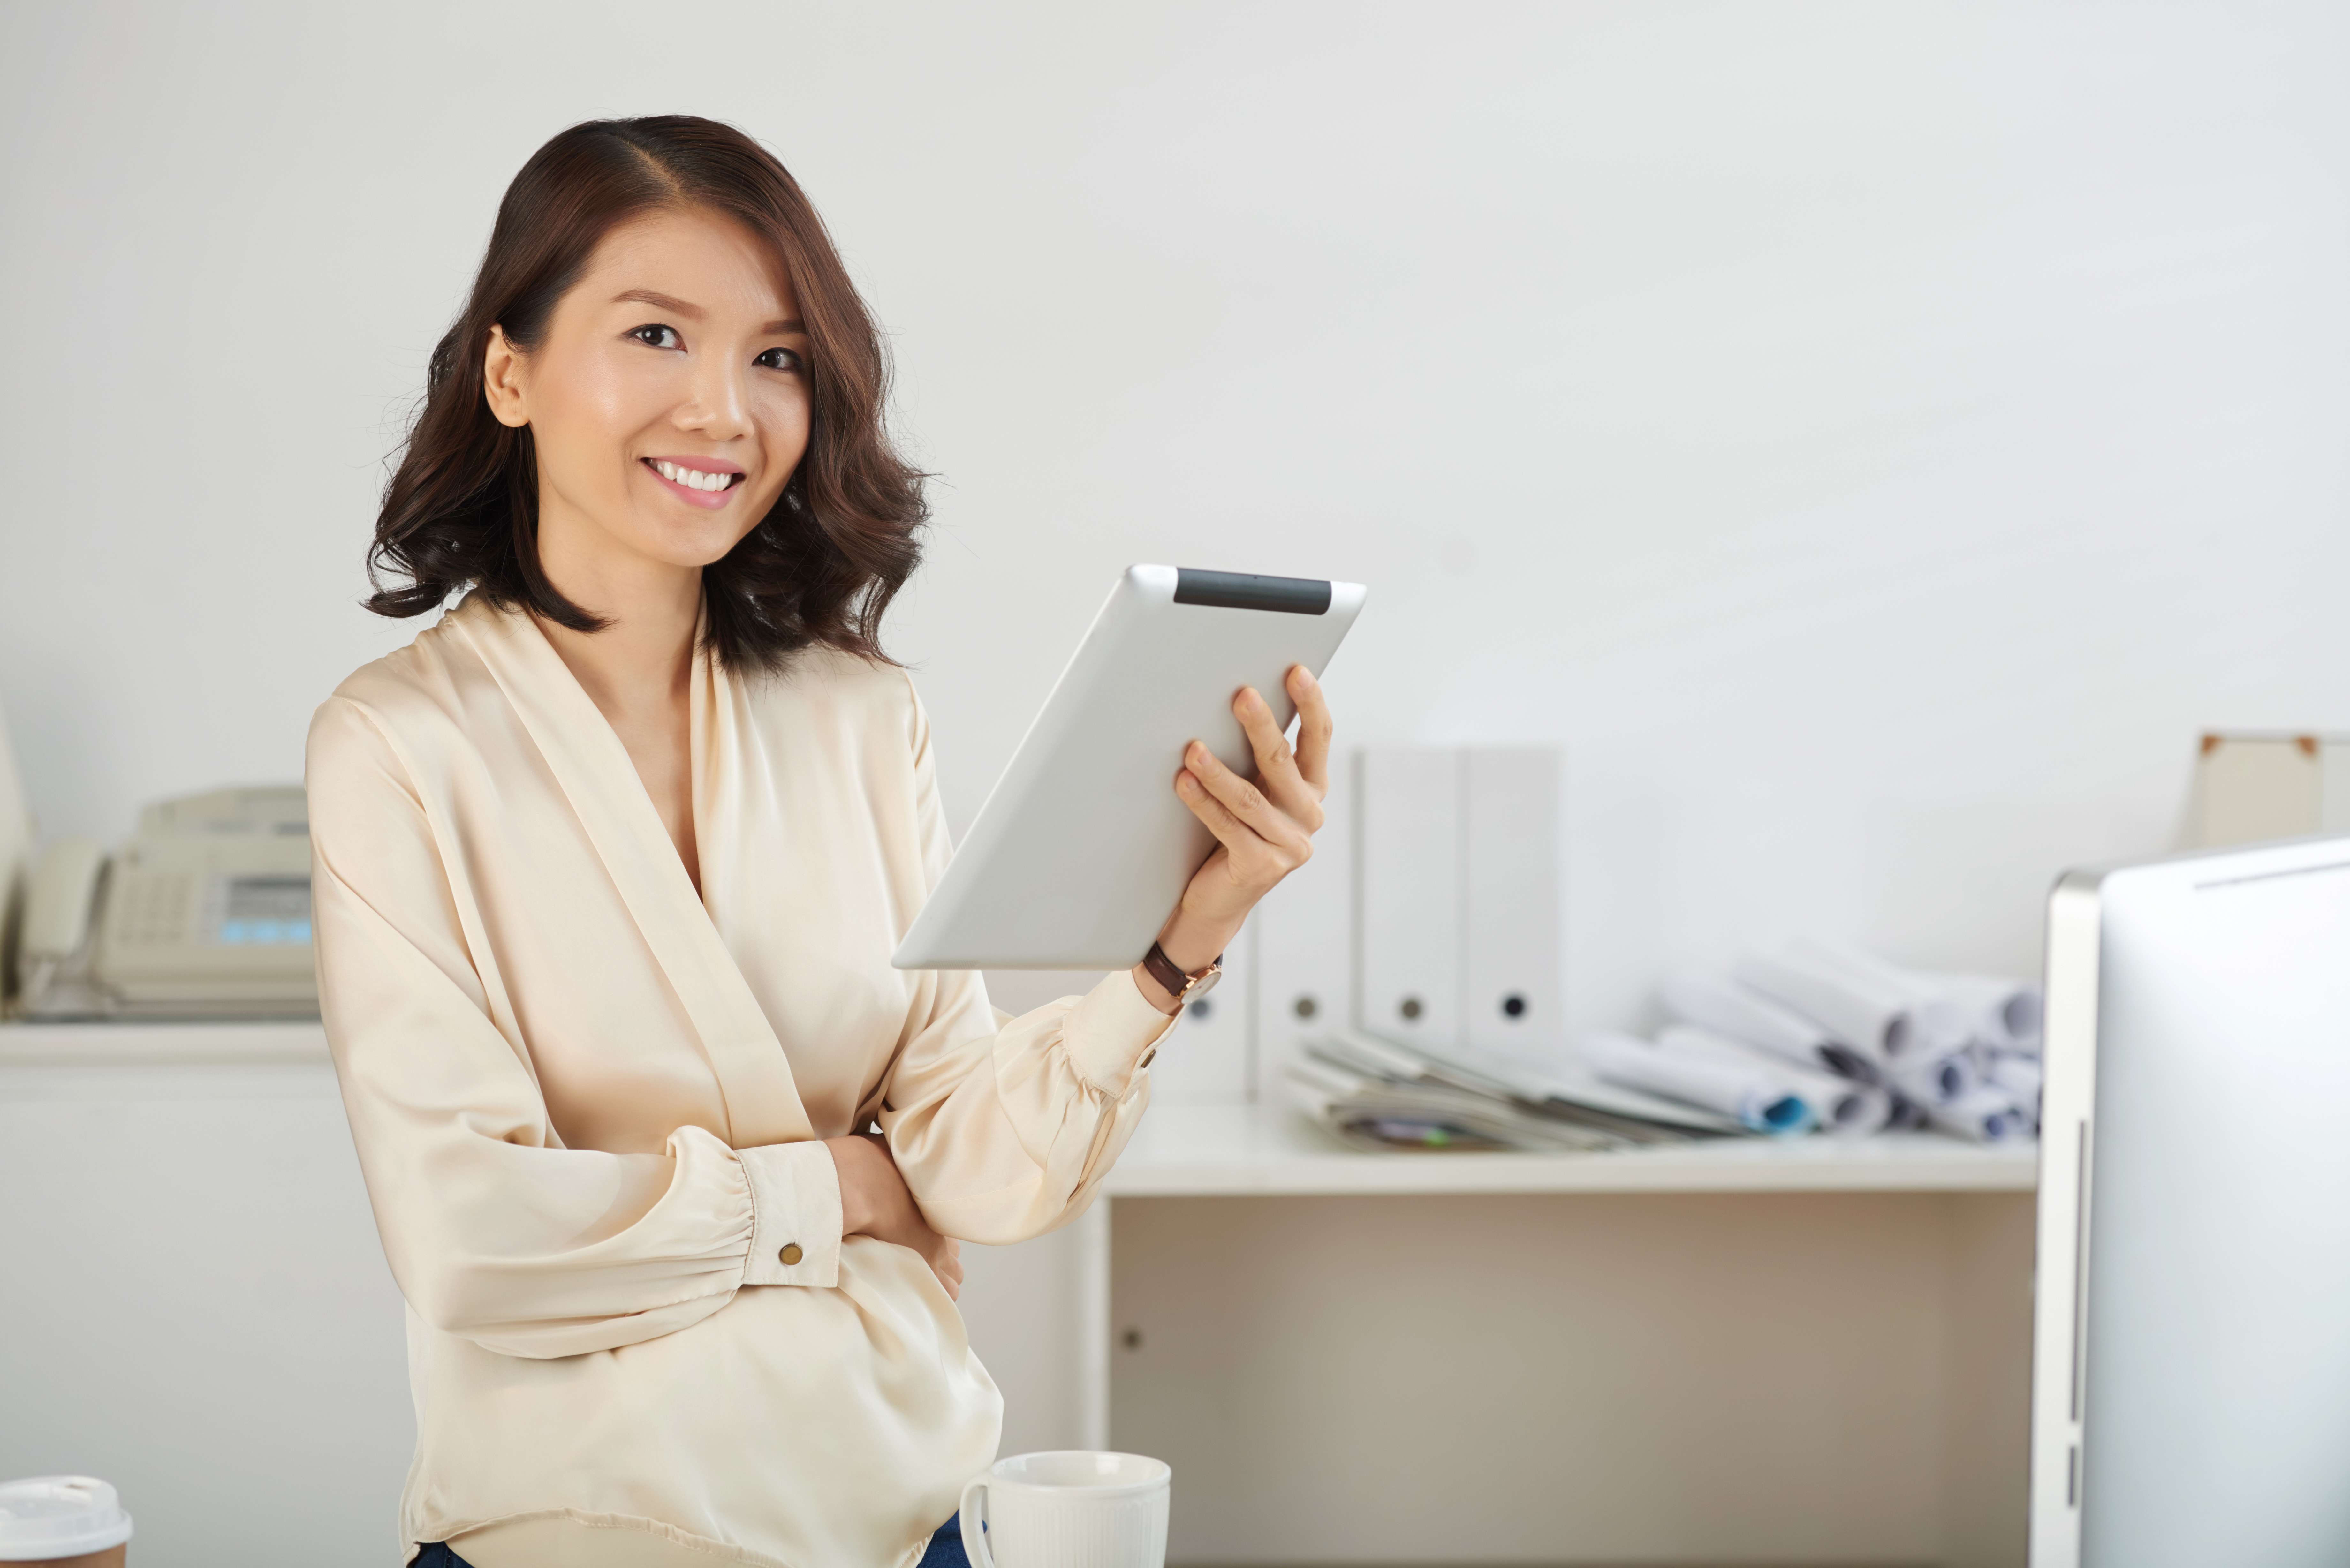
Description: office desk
2,1026,2038,1567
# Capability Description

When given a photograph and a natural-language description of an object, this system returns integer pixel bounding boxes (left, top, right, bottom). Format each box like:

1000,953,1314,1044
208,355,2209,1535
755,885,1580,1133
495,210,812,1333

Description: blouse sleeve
306,696,842,1361
876,680,1178,1247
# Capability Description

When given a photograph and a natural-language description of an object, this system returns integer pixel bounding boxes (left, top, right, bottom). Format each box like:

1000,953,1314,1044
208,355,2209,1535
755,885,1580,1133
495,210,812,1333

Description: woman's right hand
824,1132,963,1300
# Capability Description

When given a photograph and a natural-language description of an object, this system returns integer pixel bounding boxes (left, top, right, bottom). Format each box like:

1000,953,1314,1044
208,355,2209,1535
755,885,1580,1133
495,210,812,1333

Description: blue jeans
415,1518,968,1566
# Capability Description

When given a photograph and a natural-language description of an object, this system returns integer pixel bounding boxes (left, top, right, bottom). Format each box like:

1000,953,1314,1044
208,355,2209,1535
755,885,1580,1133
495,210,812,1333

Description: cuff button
779,1243,804,1266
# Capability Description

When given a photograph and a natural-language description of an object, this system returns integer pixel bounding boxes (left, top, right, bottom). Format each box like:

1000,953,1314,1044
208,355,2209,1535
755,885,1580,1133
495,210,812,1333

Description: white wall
5,1,2348,1014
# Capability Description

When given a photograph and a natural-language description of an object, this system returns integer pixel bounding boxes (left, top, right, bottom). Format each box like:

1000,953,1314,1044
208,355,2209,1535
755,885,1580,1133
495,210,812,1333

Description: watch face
1186,966,1223,1000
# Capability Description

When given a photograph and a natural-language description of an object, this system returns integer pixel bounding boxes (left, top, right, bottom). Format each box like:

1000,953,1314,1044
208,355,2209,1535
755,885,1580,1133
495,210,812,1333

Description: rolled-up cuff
737,1140,843,1289
1062,969,1180,1095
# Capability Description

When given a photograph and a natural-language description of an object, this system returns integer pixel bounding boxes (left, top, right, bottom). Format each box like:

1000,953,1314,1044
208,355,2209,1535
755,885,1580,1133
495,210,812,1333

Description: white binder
1251,760,1355,1093
1461,748,1564,1053
1354,748,1460,1050
1144,917,1256,1104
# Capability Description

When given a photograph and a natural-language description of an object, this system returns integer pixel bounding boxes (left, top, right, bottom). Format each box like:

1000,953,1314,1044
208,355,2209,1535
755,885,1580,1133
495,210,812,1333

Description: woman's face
484,205,813,576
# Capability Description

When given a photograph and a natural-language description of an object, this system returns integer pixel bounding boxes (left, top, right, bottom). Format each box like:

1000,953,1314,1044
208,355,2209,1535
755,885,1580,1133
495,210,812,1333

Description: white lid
0,1477,134,1560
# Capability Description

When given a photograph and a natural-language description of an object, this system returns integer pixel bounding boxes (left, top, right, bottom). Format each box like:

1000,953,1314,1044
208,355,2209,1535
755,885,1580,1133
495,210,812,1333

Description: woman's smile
642,455,747,509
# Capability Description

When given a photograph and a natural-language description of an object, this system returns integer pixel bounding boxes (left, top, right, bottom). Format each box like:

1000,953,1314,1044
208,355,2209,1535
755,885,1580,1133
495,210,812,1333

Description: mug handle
959,1476,993,1568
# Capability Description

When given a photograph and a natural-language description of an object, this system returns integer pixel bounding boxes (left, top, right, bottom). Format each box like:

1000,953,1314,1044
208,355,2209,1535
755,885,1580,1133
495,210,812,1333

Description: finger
1231,686,1317,826
1183,740,1297,845
1175,766,1255,858
1286,665,1334,797
1177,762,1312,889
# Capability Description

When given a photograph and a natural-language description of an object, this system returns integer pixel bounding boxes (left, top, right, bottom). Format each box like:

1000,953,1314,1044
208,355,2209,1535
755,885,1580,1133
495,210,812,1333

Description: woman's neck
533,510,701,724
530,503,708,893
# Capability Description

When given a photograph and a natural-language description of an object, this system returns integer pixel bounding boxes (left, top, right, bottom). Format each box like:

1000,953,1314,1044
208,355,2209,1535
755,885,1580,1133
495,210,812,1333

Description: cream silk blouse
305,594,1176,1568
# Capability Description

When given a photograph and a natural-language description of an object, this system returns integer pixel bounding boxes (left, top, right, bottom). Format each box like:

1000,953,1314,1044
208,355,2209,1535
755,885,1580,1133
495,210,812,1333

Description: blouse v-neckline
448,594,816,1149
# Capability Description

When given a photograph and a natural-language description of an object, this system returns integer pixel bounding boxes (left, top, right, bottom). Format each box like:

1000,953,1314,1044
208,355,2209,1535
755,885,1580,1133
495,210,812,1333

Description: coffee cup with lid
0,1477,133,1567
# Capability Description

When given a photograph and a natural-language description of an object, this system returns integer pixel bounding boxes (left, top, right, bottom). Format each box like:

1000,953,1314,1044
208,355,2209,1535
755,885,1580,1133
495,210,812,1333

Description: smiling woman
313,114,1332,1568
367,116,924,672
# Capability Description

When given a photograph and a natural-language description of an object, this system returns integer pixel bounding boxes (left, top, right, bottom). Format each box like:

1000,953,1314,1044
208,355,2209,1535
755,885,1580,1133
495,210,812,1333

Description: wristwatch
1141,940,1223,1011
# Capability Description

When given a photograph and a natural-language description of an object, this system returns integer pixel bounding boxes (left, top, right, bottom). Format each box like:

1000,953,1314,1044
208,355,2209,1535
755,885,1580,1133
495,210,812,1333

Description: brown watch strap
1141,941,1192,1001
1143,940,1224,1003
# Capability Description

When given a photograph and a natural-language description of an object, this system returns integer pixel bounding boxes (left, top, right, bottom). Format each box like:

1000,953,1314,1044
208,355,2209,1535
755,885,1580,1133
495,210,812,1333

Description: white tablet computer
893,565,1366,970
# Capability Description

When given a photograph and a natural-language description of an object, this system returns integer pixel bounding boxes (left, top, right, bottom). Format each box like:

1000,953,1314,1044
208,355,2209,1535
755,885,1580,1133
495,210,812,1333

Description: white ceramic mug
959,1451,1170,1568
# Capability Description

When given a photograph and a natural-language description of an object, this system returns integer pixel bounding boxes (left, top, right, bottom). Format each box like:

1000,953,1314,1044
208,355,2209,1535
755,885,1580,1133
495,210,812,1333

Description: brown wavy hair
365,116,926,671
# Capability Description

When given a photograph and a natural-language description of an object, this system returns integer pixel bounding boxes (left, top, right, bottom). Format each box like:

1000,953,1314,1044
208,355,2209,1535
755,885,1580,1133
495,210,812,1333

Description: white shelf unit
1090,1101,2039,1567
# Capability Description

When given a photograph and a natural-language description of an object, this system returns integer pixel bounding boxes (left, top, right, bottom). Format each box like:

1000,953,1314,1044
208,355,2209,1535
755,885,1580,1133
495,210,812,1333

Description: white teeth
653,460,732,493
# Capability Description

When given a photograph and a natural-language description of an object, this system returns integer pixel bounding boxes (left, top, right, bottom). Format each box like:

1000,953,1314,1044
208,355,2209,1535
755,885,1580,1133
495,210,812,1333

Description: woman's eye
755,346,805,373
629,324,682,350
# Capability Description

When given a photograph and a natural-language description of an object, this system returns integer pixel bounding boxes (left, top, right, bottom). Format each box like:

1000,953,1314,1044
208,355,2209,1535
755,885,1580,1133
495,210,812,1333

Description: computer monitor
2030,834,2350,1565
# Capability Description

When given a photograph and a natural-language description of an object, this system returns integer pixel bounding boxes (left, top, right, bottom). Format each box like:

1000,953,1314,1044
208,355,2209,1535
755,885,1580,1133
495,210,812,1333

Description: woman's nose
678,359,753,441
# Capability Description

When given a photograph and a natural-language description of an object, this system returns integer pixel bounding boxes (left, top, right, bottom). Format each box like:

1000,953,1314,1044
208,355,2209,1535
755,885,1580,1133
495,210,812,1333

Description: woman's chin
632,516,763,571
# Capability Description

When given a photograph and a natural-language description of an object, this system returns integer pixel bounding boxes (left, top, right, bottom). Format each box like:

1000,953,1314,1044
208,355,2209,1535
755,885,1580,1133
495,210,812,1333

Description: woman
308,117,1334,1567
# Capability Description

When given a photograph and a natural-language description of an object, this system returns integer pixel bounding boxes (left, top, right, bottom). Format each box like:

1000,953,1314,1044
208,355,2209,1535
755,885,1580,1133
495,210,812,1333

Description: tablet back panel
893,565,1365,969
2030,835,2350,1566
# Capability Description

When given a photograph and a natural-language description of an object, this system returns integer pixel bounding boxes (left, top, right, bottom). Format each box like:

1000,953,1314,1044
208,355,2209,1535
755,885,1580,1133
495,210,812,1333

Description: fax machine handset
16,835,109,1011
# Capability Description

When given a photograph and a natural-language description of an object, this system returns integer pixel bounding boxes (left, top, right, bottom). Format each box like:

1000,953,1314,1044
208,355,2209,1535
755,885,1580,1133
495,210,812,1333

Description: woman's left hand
1133,664,1334,1014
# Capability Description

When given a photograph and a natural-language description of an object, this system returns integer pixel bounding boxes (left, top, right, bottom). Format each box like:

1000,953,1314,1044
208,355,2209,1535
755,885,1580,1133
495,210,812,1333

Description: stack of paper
1283,1029,1735,1152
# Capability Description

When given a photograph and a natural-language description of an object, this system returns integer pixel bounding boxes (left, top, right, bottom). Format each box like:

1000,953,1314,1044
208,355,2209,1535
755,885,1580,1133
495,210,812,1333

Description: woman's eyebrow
614,288,704,318
612,288,804,335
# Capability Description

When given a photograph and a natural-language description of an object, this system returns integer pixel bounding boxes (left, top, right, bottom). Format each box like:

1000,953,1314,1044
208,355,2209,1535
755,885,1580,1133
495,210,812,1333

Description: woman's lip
641,458,743,510
645,454,745,475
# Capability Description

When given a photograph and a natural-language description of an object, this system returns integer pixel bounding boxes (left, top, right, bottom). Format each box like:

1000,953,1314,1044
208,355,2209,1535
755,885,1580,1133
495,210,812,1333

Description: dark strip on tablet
1172,568,1332,615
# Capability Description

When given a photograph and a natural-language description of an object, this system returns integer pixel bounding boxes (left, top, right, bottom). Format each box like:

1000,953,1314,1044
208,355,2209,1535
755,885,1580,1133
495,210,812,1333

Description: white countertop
0,1022,2038,1195
0,1019,330,1066
1109,1099,2039,1195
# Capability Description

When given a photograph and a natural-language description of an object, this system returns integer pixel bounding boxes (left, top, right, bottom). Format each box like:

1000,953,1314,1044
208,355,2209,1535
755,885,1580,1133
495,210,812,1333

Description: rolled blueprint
1819,951,2045,1053
1983,1052,2043,1129
1884,1045,1980,1107
1658,971,1878,1082
1585,1031,1813,1135
1927,1084,2034,1144
1736,939,1972,1064
1885,1093,1932,1132
1656,1024,1893,1135
1985,1051,2042,1102
1912,972,2044,1052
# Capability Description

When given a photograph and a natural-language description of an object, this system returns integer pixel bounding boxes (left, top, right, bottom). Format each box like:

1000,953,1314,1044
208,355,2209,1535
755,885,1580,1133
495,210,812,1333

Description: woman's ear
482,325,530,429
